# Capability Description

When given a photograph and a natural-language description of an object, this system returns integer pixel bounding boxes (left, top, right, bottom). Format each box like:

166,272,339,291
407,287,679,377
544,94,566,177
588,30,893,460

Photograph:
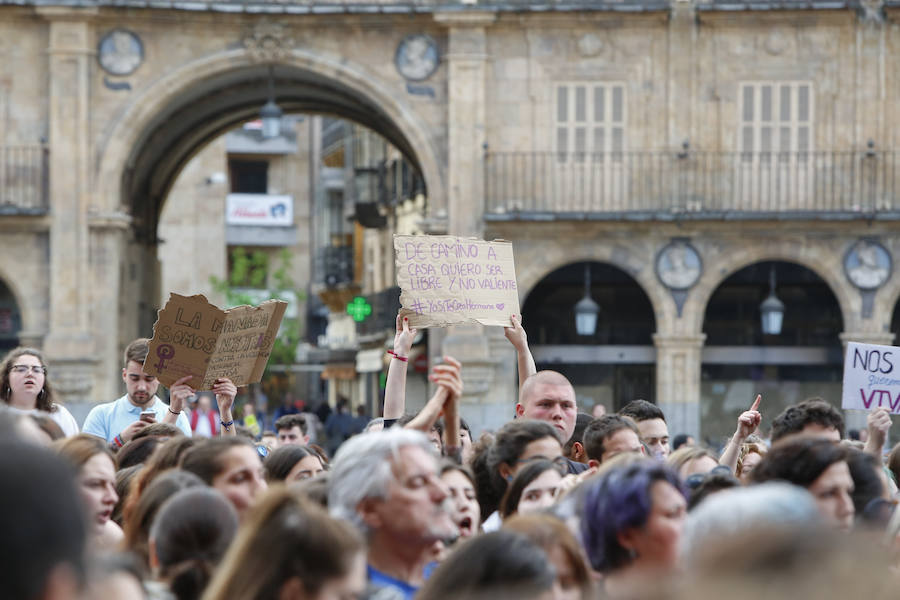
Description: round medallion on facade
98,29,143,76
395,34,439,82
577,33,604,58
656,240,702,290
844,239,891,290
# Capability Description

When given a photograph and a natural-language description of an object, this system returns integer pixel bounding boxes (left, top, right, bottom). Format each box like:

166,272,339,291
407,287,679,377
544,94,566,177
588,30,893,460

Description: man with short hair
516,370,586,474
770,398,844,443
82,338,236,447
619,399,670,460
516,371,578,443
275,413,309,446
582,415,645,467
329,428,456,600
563,412,594,464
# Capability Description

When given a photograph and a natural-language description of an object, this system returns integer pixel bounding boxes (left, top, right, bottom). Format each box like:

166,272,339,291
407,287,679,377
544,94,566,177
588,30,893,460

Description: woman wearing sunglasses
0,347,78,437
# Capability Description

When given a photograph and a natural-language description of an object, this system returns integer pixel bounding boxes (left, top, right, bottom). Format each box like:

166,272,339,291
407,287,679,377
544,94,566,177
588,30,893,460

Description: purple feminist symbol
155,344,175,371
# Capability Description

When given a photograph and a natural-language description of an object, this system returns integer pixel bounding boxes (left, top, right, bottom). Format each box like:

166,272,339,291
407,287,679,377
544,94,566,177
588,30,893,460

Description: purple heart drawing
496,303,505,311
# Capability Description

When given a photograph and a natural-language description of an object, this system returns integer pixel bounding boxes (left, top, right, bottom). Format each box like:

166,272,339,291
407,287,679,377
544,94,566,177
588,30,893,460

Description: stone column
840,331,896,434
653,333,706,438
434,11,495,237
433,12,515,433
38,8,98,407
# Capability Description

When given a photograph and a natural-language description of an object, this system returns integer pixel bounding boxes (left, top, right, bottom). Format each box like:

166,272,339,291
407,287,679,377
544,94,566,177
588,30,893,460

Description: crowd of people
3,318,900,600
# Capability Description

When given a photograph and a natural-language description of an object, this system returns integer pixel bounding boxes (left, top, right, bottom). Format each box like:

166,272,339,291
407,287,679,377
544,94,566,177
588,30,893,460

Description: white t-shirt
8,404,80,437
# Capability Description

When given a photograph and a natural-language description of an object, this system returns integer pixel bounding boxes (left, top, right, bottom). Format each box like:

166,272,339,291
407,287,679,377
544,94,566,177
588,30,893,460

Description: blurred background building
1,0,899,441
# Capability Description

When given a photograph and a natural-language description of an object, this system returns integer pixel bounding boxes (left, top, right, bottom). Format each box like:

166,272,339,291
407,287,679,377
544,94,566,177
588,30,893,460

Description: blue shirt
366,565,419,600
82,394,192,442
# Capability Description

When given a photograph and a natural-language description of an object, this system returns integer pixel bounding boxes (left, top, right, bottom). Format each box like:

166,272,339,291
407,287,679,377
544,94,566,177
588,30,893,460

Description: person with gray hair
328,428,457,600
681,482,820,564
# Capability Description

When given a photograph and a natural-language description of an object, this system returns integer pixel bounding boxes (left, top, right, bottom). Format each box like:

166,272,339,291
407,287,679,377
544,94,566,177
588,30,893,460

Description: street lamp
574,263,600,336
760,265,785,336
261,65,282,139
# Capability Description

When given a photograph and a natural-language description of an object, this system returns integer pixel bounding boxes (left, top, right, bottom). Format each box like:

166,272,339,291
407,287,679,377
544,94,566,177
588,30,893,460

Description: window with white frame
555,83,626,161
739,82,812,160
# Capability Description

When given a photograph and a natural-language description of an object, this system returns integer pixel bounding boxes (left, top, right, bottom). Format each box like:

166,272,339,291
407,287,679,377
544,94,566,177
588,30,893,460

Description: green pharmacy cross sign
347,296,372,322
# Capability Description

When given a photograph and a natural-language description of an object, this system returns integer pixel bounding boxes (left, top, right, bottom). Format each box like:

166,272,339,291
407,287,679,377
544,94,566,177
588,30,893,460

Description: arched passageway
522,261,656,412
0,279,21,354
701,261,843,442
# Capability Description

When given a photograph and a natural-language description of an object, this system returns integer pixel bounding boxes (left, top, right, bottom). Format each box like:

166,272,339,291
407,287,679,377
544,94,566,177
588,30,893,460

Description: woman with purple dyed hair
580,459,687,598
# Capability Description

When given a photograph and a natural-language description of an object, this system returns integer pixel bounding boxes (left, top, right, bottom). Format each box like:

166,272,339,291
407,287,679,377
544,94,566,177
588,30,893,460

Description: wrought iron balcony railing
484,150,900,220
0,145,48,215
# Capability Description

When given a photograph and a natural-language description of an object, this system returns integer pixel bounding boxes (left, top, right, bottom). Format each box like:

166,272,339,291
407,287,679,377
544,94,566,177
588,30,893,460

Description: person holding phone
82,338,238,448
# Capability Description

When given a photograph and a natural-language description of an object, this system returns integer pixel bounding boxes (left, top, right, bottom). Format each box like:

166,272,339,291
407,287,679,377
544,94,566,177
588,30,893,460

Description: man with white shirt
82,338,208,447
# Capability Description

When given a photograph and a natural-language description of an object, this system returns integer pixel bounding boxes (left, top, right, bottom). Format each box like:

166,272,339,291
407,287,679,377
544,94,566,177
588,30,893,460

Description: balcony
0,145,48,215
484,150,900,221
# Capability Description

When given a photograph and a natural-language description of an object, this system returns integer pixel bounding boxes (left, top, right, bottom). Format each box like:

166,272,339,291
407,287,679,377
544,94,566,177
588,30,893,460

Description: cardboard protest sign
143,293,287,390
394,235,520,328
842,341,900,413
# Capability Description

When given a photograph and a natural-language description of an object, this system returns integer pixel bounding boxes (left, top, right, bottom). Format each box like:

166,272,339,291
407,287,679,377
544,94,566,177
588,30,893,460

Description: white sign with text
842,341,900,413
226,194,293,226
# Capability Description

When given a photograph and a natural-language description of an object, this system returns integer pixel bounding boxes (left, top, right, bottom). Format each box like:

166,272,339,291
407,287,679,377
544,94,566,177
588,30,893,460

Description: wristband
388,350,408,362
168,406,181,416
114,434,124,448
221,420,234,431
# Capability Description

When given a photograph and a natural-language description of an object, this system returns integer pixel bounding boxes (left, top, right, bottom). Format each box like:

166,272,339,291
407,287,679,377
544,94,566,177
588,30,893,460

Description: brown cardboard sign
143,293,287,389
394,235,520,328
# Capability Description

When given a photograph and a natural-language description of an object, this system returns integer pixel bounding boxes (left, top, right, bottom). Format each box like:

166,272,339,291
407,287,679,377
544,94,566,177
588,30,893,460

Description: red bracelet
388,350,408,362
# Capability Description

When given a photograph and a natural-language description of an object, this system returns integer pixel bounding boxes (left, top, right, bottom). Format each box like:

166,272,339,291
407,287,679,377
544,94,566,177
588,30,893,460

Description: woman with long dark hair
1,347,78,436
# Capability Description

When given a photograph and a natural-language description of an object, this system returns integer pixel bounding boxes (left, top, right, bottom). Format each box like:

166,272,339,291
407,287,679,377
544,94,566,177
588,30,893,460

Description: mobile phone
140,410,156,423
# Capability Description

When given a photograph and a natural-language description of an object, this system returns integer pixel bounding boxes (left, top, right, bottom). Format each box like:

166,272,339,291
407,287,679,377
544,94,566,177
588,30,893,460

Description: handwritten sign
143,293,287,390
394,235,520,328
842,342,900,413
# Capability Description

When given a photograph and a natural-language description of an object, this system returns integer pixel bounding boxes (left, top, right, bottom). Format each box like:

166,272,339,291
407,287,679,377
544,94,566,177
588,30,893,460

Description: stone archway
0,274,26,352
681,242,855,337
95,48,446,226
515,241,675,331
520,259,658,412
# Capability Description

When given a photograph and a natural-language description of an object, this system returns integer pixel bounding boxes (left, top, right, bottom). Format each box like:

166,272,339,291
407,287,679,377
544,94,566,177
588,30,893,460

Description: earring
38,388,45,400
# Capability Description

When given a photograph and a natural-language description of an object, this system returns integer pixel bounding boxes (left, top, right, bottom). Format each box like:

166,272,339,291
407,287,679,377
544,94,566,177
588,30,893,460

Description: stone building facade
0,0,899,437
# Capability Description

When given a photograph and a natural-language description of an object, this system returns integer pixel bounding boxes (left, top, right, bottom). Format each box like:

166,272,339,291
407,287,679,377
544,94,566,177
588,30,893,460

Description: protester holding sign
82,339,193,445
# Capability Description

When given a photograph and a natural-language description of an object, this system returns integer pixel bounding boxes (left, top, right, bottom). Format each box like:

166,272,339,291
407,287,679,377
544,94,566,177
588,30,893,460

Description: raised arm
212,377,238,436
504,314,536,389
404,357,463,460
719,395,762,475
863,407,892,458
384,313,417,421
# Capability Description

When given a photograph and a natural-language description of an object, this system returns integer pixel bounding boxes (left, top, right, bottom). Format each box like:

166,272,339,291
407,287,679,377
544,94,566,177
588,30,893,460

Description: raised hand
393,313,418,358
735,395,762,441
167,375,195,414
864,407,892,457
503,314,528,351
429,356,463,401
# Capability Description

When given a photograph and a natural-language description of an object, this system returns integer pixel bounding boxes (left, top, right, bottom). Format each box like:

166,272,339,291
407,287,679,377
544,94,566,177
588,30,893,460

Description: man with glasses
82,338,196,446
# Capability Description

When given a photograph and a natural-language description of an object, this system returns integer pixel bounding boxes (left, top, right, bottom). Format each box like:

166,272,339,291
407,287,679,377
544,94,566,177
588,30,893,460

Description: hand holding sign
735,395,762,442
393,314,417,358
167,375,195,413
144,293,286,390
